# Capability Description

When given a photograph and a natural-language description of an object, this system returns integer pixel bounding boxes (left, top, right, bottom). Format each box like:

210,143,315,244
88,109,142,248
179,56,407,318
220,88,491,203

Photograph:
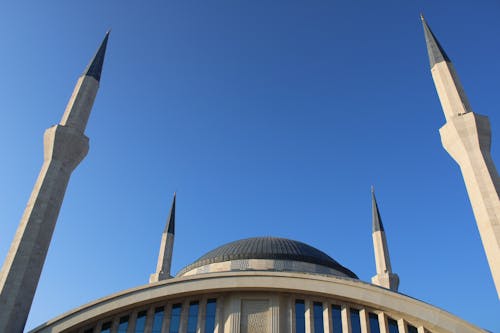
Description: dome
177,237,358,278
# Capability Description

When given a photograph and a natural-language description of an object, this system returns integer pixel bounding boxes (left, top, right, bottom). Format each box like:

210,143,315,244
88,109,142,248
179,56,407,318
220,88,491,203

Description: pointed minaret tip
83,31,110,82
371,187,384,232
370,187,399,291
150,192,176,282
165,193,176,235
420,15,450,68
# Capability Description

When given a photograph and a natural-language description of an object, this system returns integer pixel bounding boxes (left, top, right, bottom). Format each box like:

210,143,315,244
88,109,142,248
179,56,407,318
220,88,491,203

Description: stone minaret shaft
371,188,399,291
0,32,109,332
422,16,500,298
150,193,176,282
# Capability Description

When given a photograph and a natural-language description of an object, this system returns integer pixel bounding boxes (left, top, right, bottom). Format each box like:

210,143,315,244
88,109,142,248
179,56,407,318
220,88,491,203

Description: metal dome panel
177,237,357,278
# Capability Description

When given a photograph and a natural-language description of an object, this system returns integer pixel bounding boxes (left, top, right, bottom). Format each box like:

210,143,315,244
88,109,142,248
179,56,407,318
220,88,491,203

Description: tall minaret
371,187,399,291
421,16,500,298
150,193,176,282
0,32,109,332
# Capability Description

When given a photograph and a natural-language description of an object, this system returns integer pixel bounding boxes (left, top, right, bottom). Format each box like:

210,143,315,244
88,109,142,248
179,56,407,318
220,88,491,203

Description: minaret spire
371,187,399,291
0,32,109,332
372,186,384,232
150,193,176,283
421,17,500,298
60,32,109,133
420,15,472,121
420,14,450,67
83,30,110,81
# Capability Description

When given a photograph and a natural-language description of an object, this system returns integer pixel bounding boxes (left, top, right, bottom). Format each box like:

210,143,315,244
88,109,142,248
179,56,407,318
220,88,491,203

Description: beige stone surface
371,231,399,291
431,60,500,298
29,271,486,333
0,76,99,333
150,233,174,283
180,258,353,278
431,62,472,121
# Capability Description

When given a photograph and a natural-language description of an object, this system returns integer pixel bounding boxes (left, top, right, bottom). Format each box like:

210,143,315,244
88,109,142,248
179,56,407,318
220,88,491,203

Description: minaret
150,193,176,282
0,32,109,332
371,187,399,291
421,16,500,298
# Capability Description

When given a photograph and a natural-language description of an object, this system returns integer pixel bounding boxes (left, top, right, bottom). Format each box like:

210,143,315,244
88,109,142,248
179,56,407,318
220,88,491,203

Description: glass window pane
388,318,399,333
118,316,129,333
152,307,164,333
313,302,324,333
407,324,418,333
350,308,361,333
135,310,147,333
187,301,199,333
169,303,182,333
205,299,217,333
100,322,111,333
369,313,380,333
331,305,342,333
295,300,306,333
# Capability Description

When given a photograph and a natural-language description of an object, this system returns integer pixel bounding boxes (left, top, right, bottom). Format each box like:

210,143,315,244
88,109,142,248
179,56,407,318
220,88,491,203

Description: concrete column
144,306,155,333
126,310,138,333
397,319,408,333
359,309,369,333
162,303,173,333
227,296,240,333
341,305,350,333
284,295,294,333
304,299,314,333
110,316,120,333
323,302,333,333
377,313,388,333
198,297,207,333
291,297,297,333
95,320,104,333
270,295,280,333
178,300,190,333
214,295,224,333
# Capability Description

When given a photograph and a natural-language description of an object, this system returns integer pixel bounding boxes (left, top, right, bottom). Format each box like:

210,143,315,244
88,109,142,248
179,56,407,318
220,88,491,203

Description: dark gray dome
178,237,358,278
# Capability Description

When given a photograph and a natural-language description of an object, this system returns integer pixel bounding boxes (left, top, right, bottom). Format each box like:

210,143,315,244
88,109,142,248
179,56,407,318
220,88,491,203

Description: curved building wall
30,271,485,333
179,259,355,278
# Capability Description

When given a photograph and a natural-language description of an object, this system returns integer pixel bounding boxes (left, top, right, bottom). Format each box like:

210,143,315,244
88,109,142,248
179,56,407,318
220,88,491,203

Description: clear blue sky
0,1,498,331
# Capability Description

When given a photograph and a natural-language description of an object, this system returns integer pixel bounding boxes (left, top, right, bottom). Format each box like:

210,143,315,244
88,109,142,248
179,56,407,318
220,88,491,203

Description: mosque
0,15,498,333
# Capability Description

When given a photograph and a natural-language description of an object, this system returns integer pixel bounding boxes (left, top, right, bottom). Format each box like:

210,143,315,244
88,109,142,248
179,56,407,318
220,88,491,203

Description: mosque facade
0,16,498,333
